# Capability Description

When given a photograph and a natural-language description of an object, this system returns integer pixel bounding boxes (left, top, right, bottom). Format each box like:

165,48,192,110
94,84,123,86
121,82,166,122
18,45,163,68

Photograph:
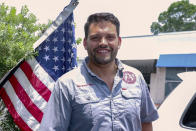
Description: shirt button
87,96,90,100
112,116,117,121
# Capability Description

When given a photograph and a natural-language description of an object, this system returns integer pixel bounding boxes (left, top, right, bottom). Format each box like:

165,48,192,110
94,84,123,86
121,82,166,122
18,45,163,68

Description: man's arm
139,73,158,131
142,122,153,131
40,81,71,130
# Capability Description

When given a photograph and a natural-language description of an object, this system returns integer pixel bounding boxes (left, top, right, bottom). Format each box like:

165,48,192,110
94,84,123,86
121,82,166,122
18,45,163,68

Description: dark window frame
180,93,196,130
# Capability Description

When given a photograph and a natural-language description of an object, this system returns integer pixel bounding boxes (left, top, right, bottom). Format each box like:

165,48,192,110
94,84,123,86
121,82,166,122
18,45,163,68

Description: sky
1,0,196,59
2,0,196,37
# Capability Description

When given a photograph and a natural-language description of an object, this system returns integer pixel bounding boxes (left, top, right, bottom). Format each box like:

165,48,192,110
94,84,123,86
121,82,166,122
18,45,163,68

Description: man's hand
142,122,153,131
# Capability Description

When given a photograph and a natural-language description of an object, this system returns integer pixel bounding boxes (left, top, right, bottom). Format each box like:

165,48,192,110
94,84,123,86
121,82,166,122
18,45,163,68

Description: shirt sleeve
140,74,159,123
39,80,72,131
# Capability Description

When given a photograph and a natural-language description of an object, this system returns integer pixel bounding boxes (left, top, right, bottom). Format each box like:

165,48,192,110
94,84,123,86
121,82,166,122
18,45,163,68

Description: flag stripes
0,88,33,131
20,61,51,102
9,74,43,123
14,68,47,111
27,58,55,92
4,80,40,130
0,58,54,130
2,81,40,130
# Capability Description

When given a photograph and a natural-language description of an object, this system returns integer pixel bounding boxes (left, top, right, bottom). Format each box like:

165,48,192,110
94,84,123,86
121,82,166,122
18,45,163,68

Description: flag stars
62,66,65,71
67,67,72,71
53,65,59,72
67,20,72,25
61,48,65,53
68,39,72,44
61,28,65,33
68,49,71,54
53,56,59,62
53,37,58,43
61,57,65,62
36,17,77,78
68,20,74,26
61,37,65,43
68,30,73,35
73,65,77,69
43,55,50,61
44,46,50,52
72,43,77,49
53,47,58,52
67,58,71,63
71,21,75,26
71,53,74,58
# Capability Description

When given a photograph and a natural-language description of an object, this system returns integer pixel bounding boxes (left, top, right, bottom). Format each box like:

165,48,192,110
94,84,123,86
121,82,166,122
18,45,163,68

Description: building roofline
121,30,196,39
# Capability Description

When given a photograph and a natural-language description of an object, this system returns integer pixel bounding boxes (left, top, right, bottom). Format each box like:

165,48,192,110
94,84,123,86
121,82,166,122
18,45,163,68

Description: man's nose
99,37,108,46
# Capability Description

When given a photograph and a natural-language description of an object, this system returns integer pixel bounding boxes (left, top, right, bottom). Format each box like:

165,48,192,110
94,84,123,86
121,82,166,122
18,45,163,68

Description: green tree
0,3,51,79
151,0,196,34
0,3,51,130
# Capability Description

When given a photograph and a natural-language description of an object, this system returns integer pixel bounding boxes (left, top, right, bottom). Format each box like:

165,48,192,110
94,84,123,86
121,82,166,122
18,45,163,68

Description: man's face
83,21,121,65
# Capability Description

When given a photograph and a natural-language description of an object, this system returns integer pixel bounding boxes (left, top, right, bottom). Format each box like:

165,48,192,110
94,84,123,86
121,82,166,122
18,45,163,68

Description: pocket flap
75,93,100,104
121,88,141,99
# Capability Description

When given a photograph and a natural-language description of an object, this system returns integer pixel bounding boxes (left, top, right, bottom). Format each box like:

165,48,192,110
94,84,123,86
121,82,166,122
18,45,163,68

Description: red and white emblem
123,71,136,84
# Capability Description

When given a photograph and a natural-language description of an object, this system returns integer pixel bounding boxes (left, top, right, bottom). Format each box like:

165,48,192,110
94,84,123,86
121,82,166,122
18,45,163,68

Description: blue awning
156,54,196,67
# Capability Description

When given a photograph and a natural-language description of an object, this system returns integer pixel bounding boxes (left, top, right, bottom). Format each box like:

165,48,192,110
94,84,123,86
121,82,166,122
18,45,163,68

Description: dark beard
89,46,118,65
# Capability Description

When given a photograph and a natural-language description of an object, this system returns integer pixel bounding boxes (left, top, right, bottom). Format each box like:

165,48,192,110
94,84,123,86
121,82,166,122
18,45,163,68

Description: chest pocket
119,88,142,118
72,89,100,123
121,88,141,99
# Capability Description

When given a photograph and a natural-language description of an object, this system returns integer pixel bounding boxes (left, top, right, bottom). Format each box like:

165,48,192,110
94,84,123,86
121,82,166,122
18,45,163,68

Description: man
40,12,158,131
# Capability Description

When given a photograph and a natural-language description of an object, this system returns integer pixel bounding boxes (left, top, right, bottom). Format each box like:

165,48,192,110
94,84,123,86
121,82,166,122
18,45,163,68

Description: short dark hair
84,12,120,39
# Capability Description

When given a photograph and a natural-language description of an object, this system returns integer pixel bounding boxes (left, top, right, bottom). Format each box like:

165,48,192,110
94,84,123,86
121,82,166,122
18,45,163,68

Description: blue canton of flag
36,13,77,81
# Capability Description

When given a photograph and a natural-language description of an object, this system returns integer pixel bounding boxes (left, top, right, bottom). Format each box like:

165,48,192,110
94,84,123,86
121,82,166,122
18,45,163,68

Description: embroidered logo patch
123,71,136,84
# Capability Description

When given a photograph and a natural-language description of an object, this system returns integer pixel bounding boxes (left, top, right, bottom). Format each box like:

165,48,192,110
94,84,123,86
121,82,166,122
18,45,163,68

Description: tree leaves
151,0,196,34
0,3,50,79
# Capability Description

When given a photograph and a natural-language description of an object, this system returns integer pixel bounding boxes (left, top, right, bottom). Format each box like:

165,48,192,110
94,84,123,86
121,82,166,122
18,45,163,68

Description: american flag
0,1,78,130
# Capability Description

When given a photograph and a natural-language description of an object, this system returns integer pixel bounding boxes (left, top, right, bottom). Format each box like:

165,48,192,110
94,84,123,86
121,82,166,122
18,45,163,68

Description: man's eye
107,35,115,40
91,36,99,41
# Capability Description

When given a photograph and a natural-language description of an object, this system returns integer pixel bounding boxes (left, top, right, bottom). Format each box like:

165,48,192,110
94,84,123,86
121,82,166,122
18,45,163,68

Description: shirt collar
83,57,96,77
83,57,124,77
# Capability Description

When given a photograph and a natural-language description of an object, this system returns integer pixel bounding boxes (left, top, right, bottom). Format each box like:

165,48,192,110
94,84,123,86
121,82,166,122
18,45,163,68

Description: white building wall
150,67,166,105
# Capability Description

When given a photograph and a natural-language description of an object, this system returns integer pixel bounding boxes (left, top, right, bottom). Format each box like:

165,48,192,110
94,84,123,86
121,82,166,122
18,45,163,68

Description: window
166,67,186,81
165,67,185,97
180,94,196,129
165,81,181,97
187,67,196,72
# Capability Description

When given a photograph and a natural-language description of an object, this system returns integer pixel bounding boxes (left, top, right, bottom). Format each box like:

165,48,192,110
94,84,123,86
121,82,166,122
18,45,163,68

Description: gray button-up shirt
40,58,159,131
